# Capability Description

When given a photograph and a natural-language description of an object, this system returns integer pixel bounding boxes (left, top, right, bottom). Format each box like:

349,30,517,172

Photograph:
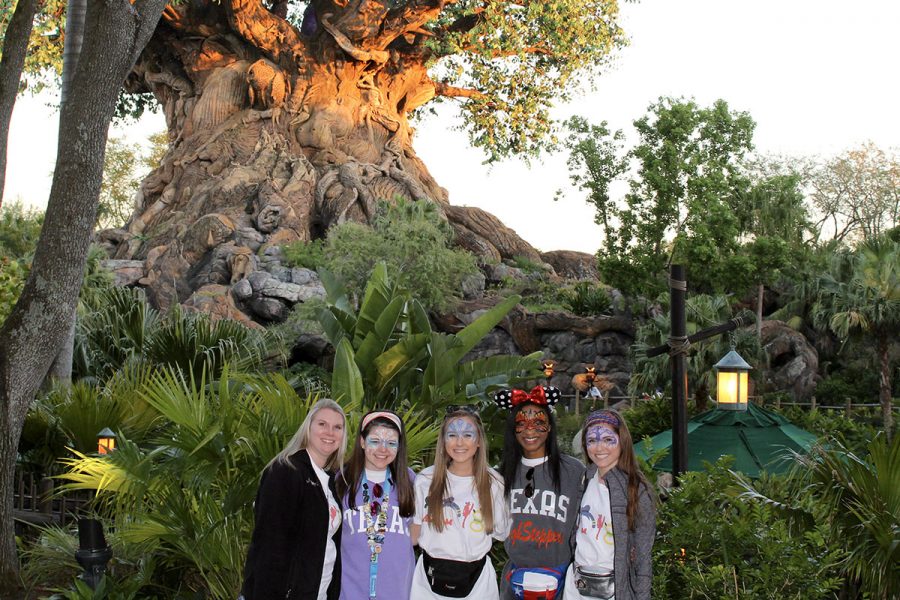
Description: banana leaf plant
318,262,542,413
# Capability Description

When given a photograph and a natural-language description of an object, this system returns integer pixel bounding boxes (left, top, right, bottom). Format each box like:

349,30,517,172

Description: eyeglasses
365,437,400,451
446,405,480,417
523,467,535,498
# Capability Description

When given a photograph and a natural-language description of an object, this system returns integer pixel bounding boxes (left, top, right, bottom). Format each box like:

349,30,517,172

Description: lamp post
75,518,112,589
97,428,116,455
714,350,752,410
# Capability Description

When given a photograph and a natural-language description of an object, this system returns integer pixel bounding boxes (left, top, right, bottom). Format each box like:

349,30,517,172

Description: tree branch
373,0,454,50
434,82,485,100
224,0,305,68
320,12,389,64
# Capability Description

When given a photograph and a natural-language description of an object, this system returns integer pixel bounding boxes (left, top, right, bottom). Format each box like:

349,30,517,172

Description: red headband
493,385,562,410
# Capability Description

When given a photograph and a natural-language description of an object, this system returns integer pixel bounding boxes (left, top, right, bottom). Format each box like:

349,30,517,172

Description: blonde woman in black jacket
241,399,348,600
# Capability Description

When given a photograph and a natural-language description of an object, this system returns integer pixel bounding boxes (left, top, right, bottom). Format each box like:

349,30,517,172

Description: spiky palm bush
44,367,438,598
75,287,285,381
740,434,900,599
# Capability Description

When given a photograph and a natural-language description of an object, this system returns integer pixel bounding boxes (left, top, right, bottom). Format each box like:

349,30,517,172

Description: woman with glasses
334,409,416,600
241,399,347,600
563,409,655,600
410,405,510,599
494,386,587,600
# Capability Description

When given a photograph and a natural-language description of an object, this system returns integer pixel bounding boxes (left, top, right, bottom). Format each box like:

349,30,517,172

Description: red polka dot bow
493,385,562,410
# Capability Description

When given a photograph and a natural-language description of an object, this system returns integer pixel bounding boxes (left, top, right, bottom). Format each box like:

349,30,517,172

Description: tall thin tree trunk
47,0,88,384
0,0,38,209
756,282,764,339
878,336,893,441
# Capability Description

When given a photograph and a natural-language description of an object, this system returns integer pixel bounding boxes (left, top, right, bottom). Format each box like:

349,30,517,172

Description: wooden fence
13,469,92,532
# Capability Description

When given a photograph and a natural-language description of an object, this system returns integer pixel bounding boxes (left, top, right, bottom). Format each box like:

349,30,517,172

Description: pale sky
4,0,899,254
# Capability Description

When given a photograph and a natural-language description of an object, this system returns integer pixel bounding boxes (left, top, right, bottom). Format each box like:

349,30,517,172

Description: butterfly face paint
444,417,479,467
585,425,621,475
515,406,550,459
585,426,619,449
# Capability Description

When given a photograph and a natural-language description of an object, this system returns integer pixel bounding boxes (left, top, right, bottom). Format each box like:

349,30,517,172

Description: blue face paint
445,418,477,442
585,426,619,449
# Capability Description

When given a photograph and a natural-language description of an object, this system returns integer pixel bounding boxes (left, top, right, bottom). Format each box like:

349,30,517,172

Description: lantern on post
714,350,752,410
97,428,117,455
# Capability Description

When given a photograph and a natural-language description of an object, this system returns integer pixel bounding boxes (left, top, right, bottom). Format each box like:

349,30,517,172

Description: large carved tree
107,0,624,313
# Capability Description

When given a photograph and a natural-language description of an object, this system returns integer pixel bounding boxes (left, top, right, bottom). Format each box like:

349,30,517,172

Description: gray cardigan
587,464,656,600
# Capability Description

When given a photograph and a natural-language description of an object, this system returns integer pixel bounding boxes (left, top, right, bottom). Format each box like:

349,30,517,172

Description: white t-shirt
411,465,510,599
311,459,341,600
563,472,615,600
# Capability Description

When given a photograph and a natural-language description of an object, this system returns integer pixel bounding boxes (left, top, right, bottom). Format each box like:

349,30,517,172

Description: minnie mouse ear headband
361,410,403,432
493,385,562,411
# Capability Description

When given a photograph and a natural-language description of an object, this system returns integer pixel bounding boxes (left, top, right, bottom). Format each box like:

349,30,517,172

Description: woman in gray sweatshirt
562,409,656,600
494,386,586,600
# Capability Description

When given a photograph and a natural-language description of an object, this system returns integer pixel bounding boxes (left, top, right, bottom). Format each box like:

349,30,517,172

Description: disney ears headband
493,385,562,410
361,410,403,432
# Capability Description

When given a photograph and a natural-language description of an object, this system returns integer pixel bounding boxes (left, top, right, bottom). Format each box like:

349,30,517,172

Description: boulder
540,250,599,281
445,205,542,263
760,320,820,399
183,284,261,328
101,259,145,287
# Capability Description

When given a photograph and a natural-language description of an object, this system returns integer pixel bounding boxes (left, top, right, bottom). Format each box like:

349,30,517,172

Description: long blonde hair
426,410,497,533
271,398,348,471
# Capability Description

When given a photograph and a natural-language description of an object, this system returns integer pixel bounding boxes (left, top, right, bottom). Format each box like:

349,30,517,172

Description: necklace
361,471,392,600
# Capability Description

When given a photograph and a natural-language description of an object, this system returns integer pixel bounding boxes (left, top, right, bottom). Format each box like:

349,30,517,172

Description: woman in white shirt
411,405,510,599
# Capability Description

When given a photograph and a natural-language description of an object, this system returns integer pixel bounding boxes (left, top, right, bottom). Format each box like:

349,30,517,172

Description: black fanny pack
574,566,615,599
423,552,486,598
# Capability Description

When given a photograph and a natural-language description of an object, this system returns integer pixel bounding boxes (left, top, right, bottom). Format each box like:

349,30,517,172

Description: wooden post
845,397,852,418
811,395,817,411
670,265,689,479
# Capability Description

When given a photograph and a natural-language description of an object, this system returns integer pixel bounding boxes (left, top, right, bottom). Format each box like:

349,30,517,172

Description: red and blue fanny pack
506,563,568,600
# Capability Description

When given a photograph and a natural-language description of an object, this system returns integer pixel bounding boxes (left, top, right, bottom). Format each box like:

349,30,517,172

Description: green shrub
565,281,612,316
0,200,44,259
654,458,844,598
281,238,326,270
283,199,478,313
769,404,881,455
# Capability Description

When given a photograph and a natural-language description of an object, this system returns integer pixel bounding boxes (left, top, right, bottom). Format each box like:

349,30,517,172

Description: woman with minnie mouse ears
494,386,586,600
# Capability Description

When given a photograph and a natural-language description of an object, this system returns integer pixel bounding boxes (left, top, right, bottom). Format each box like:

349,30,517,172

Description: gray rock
291,268,318,286
268,264,293,282
247,271,271,292
247,297,289,321
231,278,253,300
234,227,265,251
461,271,486,300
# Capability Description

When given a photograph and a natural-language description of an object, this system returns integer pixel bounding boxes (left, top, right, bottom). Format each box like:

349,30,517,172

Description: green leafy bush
655,458,844,598
565,281,612,316
282,199,478,313
0,200,44,259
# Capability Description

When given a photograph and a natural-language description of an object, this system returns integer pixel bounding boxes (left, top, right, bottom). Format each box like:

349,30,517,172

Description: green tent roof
635,403,818,477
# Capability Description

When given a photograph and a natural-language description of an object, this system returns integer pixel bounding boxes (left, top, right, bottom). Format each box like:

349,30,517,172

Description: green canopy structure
635,403,819,477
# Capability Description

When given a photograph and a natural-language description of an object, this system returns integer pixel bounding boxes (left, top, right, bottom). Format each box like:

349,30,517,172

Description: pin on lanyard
363,472,391,600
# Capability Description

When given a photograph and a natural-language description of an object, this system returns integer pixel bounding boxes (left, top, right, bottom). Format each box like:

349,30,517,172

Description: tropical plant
284,199,479,314
630,294,759,410
50,367,394,599
812,234,900,439
655,457,844,599
739,434,900,599
74,287,284,382
0,200,44,259
319,262,542,413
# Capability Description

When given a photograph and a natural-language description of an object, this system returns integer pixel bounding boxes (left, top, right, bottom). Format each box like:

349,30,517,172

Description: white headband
361,410,402,432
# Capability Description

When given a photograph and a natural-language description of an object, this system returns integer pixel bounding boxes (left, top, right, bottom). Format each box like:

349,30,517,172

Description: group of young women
239,386,655,600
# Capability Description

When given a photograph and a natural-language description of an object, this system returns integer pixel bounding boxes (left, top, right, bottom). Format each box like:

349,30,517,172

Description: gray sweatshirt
500,454,586,598
591,463,656,600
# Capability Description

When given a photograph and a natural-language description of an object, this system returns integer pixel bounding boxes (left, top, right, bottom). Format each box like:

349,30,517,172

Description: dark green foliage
281,238,326,270
565,281,612,316
282,199,478,313
655,458,844,598
814,368,880,405
769,405,881,455
618,395,701,442
0,200,43,259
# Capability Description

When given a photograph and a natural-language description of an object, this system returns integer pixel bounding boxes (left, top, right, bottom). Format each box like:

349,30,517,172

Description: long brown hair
426,410,498,534
580,409,653,531
335,410,414,517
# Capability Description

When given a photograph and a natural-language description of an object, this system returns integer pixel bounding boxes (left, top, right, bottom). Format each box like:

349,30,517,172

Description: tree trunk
0,0,38,209
756,282,763,339
0,0,167,591
102,2,473,321
877,335,893,441
46,0,88,385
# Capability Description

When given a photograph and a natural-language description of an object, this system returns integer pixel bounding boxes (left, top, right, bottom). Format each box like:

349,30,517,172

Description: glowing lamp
714,350,752,410
97,428,117,455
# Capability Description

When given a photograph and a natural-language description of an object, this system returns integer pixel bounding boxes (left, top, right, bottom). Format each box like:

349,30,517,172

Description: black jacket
242,449,343,600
